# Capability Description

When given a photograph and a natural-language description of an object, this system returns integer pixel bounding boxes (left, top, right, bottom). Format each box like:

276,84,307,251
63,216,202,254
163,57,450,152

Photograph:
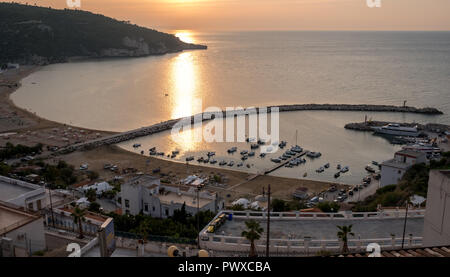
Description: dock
55,103,443,155
264,150,308,175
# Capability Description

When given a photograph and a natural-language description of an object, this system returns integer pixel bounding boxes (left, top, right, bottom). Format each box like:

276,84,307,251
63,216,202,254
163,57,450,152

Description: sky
4,0,450,32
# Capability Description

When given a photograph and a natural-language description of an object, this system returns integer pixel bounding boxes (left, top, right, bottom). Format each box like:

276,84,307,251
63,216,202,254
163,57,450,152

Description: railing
200,234,423,255
217,209,425,221
115,231,197,245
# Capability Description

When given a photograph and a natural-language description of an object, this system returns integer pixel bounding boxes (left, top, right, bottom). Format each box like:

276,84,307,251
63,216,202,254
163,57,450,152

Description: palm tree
241,220,264,257
337,225,355,254
71,206,87,239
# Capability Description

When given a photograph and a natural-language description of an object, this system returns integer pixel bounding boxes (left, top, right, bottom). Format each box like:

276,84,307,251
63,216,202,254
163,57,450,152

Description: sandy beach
0,66,342,203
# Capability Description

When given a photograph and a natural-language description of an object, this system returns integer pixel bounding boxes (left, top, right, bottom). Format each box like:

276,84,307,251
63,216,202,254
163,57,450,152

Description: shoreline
1,67,343,202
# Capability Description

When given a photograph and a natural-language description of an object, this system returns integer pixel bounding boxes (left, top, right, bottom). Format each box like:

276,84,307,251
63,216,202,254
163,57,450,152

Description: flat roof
396,150,426,158
0,202,40,235
215,217,424,240
0,180,34,202
381,159,411,170
158,192,213,209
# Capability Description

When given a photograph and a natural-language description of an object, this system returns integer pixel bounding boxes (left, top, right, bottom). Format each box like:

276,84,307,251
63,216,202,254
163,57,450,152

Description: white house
423,170,450,247
120,175,223,218
380,150,427,187
81,181,113,196
0,202,46,256
0,176,46,211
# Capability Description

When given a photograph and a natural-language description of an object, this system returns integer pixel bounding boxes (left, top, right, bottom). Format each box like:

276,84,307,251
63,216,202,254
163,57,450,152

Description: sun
175,31,195,44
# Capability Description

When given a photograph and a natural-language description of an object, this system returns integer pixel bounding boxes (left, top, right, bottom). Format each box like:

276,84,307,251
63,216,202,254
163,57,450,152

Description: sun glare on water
175,31,195,44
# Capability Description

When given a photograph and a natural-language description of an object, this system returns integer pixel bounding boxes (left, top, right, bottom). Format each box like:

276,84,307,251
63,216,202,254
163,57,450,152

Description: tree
337,225,355,254
271,199,287,212
85,189,97,202
317,201,340,213
241,220,263,257
172,203,189,224
88,202,101,213
71,206,87,239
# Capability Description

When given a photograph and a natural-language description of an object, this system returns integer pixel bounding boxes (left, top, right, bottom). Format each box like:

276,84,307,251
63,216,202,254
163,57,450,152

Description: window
144,203,148,212
152,206,155,212
165,209,169,216
37,200,42,210
125,199,130,208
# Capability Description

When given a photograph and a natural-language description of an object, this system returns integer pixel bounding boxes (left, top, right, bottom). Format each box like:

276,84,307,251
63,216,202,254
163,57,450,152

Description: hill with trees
0,3,207,65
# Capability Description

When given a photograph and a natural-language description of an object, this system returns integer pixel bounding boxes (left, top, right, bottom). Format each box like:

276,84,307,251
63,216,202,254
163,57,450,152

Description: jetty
56,104,443,155
264,151,308,174
345,121,450,133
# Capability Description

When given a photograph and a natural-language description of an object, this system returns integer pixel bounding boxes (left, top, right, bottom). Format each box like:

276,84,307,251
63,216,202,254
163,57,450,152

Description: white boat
402,143,441,154
340,166,349,173
372,124,419,137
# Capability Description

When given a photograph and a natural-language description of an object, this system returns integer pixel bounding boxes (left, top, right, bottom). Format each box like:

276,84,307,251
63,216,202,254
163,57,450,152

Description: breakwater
56,104,444,155
345,121,450,132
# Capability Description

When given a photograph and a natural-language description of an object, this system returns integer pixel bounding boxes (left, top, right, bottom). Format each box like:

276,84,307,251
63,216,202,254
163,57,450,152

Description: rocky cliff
0,3,207,65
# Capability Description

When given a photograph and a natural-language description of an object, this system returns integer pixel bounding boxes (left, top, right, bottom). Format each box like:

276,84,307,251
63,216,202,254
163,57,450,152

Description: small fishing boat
251,144,259,149
337,164,341,170
365,165,376,173
259,153,266,158
240,150,248,155
237,162,243,167
334,172,341,178
133,143,141,148
316,167,324,173
324,163,330,169
228,161,235,167
340,166,349,173
210,159,217,164
227,147,237,153
219,160,227,166
186,156,194,162
271,158,281,163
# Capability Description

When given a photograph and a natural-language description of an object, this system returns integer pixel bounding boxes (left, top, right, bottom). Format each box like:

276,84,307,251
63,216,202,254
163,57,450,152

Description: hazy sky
5,0,450,32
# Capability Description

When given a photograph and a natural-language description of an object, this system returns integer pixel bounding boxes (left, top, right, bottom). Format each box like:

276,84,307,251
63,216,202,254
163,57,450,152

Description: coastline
1,67,341,202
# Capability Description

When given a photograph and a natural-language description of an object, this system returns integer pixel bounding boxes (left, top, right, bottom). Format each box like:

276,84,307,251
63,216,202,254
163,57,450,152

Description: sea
11,31,450,184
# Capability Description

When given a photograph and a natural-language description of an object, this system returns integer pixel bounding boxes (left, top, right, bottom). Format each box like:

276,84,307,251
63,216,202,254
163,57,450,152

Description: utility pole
48,184,55,228
197,186,200,249
266,184,271,257
401,200,409,249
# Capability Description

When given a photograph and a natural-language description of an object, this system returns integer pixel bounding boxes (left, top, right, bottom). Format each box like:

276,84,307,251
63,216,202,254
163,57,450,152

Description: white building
0,176,46,211
0,202,46,256
120,175,223,218
423,170,450,247
380,150,427,187
81,181,113,196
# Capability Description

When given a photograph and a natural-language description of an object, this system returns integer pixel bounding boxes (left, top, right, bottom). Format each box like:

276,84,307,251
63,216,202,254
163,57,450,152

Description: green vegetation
106,208,215,240
88,202,101,213
317,201,340,213
352,153,450,212
40,160,77,189
337,225,354,254
241,220,264,257
0,162,12,175
0,142,42,160
71,206,87,239
271,198,307,212
0,3,206,64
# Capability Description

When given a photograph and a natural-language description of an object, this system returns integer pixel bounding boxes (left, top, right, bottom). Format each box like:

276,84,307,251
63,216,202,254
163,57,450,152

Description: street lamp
401,198,411,249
